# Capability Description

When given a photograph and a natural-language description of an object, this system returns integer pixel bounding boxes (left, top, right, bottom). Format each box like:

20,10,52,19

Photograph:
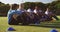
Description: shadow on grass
11,24,60,29
9,19,60,29
32,25,60,29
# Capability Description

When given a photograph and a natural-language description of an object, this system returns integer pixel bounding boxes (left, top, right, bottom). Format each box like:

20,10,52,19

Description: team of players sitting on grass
7,3,59,25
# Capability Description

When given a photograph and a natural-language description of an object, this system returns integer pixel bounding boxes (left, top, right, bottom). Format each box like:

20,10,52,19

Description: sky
0,0,55,4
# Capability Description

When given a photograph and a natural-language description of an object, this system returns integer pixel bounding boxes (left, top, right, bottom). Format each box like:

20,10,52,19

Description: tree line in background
0,1,60,16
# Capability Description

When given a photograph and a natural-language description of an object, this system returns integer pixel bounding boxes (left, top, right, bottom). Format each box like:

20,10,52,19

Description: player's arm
12,14,19,20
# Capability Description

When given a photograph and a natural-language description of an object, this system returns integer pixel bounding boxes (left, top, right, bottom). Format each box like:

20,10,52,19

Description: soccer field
0,16,60,32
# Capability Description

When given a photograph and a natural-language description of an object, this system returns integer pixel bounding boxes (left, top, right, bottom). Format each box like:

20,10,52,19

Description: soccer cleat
50,28,58,32
8,27,16,31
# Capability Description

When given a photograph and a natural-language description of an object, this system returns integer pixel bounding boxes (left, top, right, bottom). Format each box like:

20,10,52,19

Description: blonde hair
19,3,24,9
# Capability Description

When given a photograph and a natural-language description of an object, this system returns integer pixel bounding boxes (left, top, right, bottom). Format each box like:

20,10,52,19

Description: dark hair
29,4,35,10
10,4,19,10
20,3,24,6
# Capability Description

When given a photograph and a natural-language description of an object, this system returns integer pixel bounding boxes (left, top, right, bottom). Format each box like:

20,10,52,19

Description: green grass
0,16,60,32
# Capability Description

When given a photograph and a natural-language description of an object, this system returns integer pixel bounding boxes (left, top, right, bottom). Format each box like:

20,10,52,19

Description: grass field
0,16,60,32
